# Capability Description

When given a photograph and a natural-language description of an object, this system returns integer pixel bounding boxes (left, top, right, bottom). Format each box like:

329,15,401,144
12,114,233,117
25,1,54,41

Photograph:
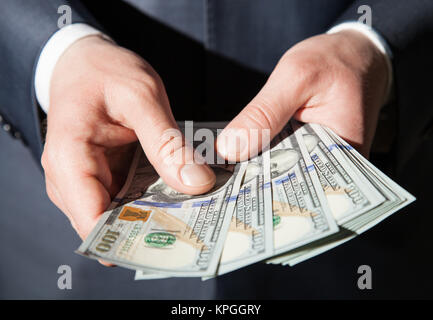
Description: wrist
35,24,112,113
53,34,112,71
49,35,114,106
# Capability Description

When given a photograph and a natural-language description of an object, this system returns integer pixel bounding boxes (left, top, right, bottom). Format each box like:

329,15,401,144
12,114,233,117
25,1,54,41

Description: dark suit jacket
1,0,432,172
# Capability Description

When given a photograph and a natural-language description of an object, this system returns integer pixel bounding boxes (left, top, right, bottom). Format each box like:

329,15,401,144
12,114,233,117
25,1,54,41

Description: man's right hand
41,36,215,240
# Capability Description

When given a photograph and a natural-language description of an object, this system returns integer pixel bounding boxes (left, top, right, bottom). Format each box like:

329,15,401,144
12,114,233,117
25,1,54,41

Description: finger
98,259,116,267
42,140,112,240
61,171,112,240
45,144,116,266
45,178,72,221
46,178,92,236
216,56,316,161
108,78,216,195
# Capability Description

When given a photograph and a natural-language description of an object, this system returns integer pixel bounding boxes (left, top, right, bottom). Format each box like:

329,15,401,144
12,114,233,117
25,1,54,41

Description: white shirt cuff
35,23,111,113
327,22,393,103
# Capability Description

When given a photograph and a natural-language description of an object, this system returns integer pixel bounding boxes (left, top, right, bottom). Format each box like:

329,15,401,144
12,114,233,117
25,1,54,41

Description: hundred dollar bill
135,122,233,280
136,122,274,280
278,160,414,264
268,124,414,266
267,122,384,265
324,127,415,233
270,124,338,256
296,123,385,224
212,149,273,276
77,145,247,277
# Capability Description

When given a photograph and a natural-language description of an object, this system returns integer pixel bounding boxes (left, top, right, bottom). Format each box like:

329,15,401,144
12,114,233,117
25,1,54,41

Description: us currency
267,122,386,264
137,151,273,280
135,122,235,280
268,124,414,266
212,148,273,276
185,122,274,276
299,123,385,223
270,124,338,256
77,145,247,277
325,127,415,233
137,123,274,280
268,122,382,265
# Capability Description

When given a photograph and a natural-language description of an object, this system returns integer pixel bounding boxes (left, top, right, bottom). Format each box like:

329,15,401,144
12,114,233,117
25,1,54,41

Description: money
137,144,273,280
76,122,415,279
270,124,339,256
325,127,415,233
135,123,274,280
212,148,273,276
77,146,247,277
267,123,415,266
298,123,385,223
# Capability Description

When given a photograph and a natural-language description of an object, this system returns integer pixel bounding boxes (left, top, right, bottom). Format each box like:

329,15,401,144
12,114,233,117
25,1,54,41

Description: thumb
217,62,311,161
115,84,216,195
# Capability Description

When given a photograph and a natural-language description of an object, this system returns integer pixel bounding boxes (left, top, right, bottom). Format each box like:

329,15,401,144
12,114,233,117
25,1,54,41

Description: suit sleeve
332,0,433,170
0,0,100,161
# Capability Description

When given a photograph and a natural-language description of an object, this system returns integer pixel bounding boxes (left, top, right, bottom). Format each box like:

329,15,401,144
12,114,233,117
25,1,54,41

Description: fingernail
217,128,248,159
180,163,215,187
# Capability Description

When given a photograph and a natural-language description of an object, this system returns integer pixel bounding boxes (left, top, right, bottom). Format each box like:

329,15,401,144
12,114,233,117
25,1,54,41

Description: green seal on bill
273,215,281,228
145,232,176,248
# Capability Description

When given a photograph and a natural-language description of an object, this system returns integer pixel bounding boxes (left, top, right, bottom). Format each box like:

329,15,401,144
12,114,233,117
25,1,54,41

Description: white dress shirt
35,22,393,113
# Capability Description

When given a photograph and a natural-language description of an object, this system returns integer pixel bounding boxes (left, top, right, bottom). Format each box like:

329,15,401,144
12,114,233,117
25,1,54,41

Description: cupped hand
217,30,389,160
42,36,215,240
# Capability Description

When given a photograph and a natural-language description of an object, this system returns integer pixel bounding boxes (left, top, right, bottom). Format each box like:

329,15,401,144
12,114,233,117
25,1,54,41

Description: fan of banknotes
77,122,415,280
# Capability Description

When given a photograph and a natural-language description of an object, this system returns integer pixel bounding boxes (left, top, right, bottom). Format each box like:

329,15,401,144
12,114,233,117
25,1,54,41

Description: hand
42,36,215,240
217,30,389,160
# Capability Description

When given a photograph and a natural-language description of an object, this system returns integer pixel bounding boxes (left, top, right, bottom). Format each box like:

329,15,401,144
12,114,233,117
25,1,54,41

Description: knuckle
154,128,188,166
245,99,279,132
41,141,69,175
127,76,163,103
41,149,53,171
